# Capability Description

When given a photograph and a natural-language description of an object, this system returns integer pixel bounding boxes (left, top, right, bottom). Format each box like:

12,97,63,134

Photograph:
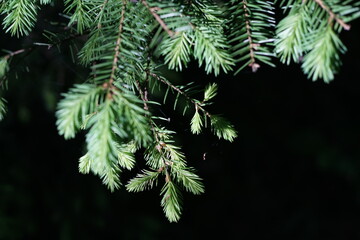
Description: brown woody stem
313,0,351,30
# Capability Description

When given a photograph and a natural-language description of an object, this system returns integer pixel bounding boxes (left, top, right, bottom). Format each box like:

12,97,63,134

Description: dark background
1,4,360,240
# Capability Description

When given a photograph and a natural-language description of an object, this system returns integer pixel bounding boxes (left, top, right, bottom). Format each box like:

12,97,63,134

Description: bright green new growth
204,83,218,102
1,0,38,37
276,0,360,82
275,4,308,65
191,110,203,134
159,0,234,75
0,0,359,222
302,24,346,82
56,84,102,139
126,128,205,222
64,0,94,34
162,32,192,71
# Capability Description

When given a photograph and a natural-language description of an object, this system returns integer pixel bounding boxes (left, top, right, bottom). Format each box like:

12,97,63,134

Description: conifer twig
135,79,170,176
96,0,109,29
313,0,351,30
109,1,127,86
149,71,211,118
2,48,29,60
242,0,260,72
141,0,175,37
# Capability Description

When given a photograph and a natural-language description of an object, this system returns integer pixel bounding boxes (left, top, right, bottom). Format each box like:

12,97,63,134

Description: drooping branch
135,78,171,178
313,0,351,30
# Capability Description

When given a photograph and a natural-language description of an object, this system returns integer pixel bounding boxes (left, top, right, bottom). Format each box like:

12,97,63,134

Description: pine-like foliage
276,0,360,82
154,0,234,75
227,0,276,73
1,0,38,37
0,0,359,222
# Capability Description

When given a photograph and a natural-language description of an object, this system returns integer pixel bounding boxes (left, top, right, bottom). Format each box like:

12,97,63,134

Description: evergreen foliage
1,0,38,37
227,0,276,73
0,0,359,222
276,0,360,82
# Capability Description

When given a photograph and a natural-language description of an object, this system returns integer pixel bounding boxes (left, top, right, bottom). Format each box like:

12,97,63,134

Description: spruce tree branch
313,0,351,30
141,0,175,37
242,0,260,72
96,0,109,29
134,76,160,143
135,78,171,177
149,71,211,118
109,1,127,86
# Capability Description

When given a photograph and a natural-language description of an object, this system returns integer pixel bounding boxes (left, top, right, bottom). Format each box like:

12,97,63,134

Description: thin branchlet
109,1,127,86
242,0,260,72
141,0,175,37
313,0,351,30
149,71,211,118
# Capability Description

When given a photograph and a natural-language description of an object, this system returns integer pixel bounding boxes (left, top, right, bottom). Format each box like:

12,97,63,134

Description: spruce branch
79,153,92,174
56,84,102,139
135,78,171,173
126,170,160,192
172,167,204,195
149,71,211,118
109,0,127,86
161,32,192,71
242,1,259,72
301,24,346,82
210,115,238,142
134,77,167,162
160,180,182,223
117,142,136,170
149,72,237,142
275,4,307,64
313,0,351,30
2,0,38,37
227,0,276,74
193,27,234,75
64,0,93,34
141,0,175,37
8,0,360,222
190,109,203,134
85,99,122,192
95,0,109,29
